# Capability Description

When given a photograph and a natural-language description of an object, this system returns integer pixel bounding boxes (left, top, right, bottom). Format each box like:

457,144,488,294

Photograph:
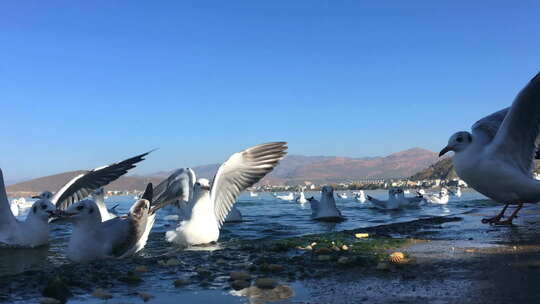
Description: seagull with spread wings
440,71,540,225
34,151,152,211
165,142,287,246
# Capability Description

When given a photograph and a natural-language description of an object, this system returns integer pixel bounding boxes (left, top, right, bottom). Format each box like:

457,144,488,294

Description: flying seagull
165,142,287,246
440,71,540,225
0,169,56,247
34,151,152,210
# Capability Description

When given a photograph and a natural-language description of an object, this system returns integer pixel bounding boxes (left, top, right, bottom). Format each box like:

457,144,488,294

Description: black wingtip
142,183,153,203
367,195,373,201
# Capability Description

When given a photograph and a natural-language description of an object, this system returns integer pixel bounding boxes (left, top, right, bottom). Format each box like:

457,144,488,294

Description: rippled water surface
2,189,493,277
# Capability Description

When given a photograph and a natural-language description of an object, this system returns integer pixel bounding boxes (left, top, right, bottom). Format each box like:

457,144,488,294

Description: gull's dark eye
41,204,47,210
456,137,463,143
76,205,84,211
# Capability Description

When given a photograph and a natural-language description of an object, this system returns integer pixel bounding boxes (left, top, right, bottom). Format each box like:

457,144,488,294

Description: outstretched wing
54,151,152,210
0,169,18,230
153,168,195,207
471,107,509,144
488,72,540,174
210,142,287,227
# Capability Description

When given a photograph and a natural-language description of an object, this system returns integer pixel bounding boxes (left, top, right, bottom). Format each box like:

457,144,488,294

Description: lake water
2,188,494,278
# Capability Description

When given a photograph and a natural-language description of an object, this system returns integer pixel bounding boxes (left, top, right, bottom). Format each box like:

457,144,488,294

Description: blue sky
1,1,539,180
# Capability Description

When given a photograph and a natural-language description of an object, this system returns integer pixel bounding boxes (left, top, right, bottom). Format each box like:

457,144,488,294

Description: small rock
317,255,332,261
230,271,251,281
355,233,369,239
331,246,341,252
388,252,406,264
216,259,227,265
173,279,190,287
134,265,149,273
341,245,349,251
118,272,142,284
138,292,154,302
376,262,389,270
231,280,251,290
91,288,113,300
196,267,212,278
42,277,72,303
310,242,317,247
337,257,349,264
165,258,180,266
255,278,278,289
275,285,294,299
268,264,285,272
314,247,332,254
39,298,60,304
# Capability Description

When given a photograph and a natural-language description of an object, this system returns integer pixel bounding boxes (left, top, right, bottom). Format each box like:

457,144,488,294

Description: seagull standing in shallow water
0,169,56,247
307,186,344,221
60,184,166,262
439,71,540,225
165,142,287,246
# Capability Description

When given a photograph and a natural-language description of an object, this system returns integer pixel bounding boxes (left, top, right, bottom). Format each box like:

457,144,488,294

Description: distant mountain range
6,148,439,195
409,157,457,181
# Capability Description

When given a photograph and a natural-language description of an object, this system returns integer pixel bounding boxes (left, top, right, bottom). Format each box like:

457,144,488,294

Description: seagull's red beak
439,146,451,157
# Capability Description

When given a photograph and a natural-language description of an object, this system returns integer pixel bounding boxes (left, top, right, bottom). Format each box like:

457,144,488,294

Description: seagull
34,151,152,211
249,191,258,197
276,192,294,201
423,188,450,205
165,142,287,246
307,186,344,221
354,190,366,203
91,188,117,221
336,192,348,199
367,188,422,210
439,72,540,225
295,190,308,204
449,187,462,198
224,206,243,223
59,183,168,262
0,169,56,247
9,199,20,217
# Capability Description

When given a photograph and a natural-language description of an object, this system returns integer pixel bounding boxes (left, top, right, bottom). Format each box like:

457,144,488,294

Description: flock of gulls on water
1,71,540,263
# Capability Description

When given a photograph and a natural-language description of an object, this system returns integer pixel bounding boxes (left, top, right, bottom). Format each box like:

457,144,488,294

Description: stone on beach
91,288,113,300
230,271,252,281
255,278,278,289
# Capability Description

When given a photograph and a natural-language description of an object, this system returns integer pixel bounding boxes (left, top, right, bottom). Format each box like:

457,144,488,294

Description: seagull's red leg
481,203,509,224
494,203,524,226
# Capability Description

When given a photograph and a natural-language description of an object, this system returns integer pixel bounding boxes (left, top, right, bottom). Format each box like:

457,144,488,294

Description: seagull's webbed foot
493,203,523,226
481,203,509,225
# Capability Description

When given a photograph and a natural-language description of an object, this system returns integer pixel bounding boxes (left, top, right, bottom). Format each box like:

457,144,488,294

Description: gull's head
440,132,472,156
61,199,100,223
32,191,54,200
29,199,56,221
194,178,211,193
440,188,448,195
321,186,334,198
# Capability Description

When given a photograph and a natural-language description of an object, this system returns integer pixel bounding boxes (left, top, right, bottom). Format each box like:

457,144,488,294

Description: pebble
331,246,341,252
355,233,369,239
268,264,285,272
376,262,390,270
314,247,332,254
274,285,294,299
134,265,149,273
337,257,349,264
173,279,190,287
341,245,349,251
255,278,278,289
39,298,60,304
317,255,332,261
91,289,113,300
138,292,154,302
165,258,180,266
230,271,251,281
231,280,251,290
